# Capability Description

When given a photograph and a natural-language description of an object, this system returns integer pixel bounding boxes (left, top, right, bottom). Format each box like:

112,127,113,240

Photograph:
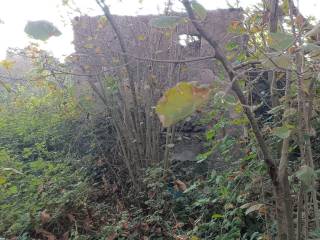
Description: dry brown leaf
174,235,188,240
83,216,92,231
116,199,124,211
102,175,108,191
140,222,150,232
295,15,304,28
112,183,118,193
107,233,117,240
174,179,187,192
40,210,51,224
258,205,268,215
37,184,44,193
122,221,129,230
67,213,76,222
37,228,56,240
156,227,162,235
148,190,156,199
62,231,69,240
173,222,184,229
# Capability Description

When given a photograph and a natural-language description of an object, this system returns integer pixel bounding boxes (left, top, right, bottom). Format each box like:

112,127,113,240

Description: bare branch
181,0,278,185
95,0,138,108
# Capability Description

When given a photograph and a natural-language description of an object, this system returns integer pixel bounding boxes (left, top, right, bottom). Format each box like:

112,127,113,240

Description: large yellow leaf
156,82,210,127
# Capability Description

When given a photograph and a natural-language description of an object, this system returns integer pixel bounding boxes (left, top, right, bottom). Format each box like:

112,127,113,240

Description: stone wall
70,9,246,173
71,9,244,88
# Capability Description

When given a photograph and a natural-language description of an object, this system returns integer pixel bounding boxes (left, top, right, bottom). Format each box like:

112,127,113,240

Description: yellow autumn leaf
0,59,15,70
137,34,145,41
84,43,94,49
97,16,108,29
156,82,211,127
251,26,262,33
191,236,200,240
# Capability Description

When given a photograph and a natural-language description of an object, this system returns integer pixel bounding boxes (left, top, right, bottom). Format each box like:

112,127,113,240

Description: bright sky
0,0,318,60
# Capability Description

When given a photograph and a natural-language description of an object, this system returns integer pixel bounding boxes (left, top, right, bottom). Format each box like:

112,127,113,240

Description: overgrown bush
97,155,270,240
0,81,90,238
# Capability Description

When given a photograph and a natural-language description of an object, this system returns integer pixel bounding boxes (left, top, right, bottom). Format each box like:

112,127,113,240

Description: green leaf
268,32,294,51
303,43,320,60
305,23,320,38
7,185,18,194
191,1,207,21
24,20,61,41
296,165,316,187
213,91,237,107
309,228,320,238
0,80,12,92
184,182,200,193
156,82,211,127
267,104,284,115
261,53,291,69
0,175,6,185
225,42,238,51
212,213,224,219
149,16,184,29
273,126,292,139
196,150,212,163
302,43,320,52
193,197,210,206
1,167,22,174
206,129,215,140
283,108,297,118
30,159,47,170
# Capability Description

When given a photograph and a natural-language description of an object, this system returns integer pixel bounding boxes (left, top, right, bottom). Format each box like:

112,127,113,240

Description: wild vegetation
1,0,320,239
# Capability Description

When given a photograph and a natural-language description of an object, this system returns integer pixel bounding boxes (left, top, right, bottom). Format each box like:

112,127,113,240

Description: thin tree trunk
181,1,295,239
297,185,304,240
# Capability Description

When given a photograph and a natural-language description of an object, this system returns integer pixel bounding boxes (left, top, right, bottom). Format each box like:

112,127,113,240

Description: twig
73,52,260,67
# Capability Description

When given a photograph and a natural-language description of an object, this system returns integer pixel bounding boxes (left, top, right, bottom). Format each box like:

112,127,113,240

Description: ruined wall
70,9,245,173
71,9,244,88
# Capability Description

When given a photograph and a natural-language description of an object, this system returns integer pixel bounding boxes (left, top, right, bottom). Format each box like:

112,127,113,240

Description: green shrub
0,81,89,237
